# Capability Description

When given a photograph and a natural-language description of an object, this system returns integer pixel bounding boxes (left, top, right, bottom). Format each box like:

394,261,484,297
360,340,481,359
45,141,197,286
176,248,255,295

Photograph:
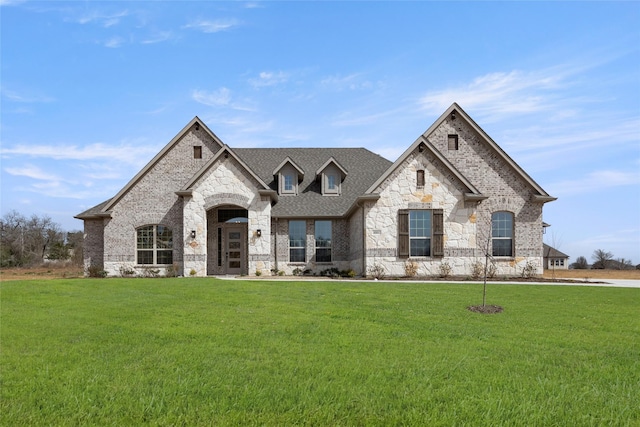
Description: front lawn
1,278,638,425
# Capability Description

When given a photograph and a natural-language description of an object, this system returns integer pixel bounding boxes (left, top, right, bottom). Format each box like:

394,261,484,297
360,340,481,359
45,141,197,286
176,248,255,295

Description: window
398,209,444,258
448,134,459,150
137,225,173,265
417,170,425,188
289,220,306,262
193,146,202,159
284,174,294,192
322,172,340,195
315,220,332,262
410,211,431,256
492,211,513,257
327,174,337,190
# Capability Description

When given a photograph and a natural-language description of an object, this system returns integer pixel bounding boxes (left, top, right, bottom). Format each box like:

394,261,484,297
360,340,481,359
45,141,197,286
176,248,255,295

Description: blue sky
1,1,639,264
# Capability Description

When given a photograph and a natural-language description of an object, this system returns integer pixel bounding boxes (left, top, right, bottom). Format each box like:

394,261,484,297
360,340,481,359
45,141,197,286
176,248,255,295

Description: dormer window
316,157,348,196
283,174,294,192
273,157,304,196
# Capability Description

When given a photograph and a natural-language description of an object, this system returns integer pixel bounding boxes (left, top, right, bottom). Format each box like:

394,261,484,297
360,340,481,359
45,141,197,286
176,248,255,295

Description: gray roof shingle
234,148,392,218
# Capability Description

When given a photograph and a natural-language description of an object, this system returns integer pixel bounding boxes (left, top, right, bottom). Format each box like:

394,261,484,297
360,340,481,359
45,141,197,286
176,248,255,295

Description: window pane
290,248,305,263
328,174,336,190
410,238,431,257
156,225,173,249
138,250,153,264
289,221,306,246
315,221,332,262
492,212,513,238
492,239,512,257
137,226,154,249
316,248,331,263
284,174,294,191
157,250,173,265
315,221,332,247
409,211,431,237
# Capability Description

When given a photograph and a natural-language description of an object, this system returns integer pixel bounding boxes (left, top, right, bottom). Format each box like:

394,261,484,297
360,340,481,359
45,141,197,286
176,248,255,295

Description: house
75,103,556,278
543,244,570,270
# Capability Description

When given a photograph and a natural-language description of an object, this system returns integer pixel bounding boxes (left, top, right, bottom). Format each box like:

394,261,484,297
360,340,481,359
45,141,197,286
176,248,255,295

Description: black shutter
398,210,409,258
432,209,444,257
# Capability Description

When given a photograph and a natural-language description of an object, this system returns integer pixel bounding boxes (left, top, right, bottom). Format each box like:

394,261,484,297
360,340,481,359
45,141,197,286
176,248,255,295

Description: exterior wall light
256,229,262,237
451,111,456,120
190,230,196,239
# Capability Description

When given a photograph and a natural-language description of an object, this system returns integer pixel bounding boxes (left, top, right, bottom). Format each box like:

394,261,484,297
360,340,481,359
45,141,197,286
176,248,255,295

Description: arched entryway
206,206,248,275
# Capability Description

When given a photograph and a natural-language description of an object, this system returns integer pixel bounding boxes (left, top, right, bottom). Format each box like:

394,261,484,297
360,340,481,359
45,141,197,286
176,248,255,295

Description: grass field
1,278,638,425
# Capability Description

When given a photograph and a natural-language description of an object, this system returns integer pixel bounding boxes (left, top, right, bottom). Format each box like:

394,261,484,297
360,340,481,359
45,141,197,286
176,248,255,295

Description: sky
1,1,639,264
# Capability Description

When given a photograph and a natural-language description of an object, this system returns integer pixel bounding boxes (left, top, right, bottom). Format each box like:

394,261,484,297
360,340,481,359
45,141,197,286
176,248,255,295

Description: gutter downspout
274,218,278,272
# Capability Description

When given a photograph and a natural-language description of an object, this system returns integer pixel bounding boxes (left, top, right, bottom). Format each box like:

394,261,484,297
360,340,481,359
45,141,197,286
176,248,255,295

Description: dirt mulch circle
467,304,504,314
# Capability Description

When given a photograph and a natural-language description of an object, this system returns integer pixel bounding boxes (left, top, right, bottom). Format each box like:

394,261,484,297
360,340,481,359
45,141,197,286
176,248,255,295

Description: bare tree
592,249,614,269
570,256,589,269
0,210,66,267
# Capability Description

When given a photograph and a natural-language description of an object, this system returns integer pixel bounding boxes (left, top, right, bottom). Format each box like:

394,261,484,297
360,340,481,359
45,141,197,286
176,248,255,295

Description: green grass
1,278,638,426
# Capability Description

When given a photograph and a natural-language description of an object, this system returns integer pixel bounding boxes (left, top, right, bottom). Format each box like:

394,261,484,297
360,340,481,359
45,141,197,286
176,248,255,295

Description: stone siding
364,116,544,277
183,155,271,276
101,125,221,276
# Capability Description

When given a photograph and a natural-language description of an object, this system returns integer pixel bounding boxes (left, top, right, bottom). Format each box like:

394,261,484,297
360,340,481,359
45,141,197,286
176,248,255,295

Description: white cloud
320,73,374,91
104,36,125,48
76,9,129,27
4,164,63,182
249,71,289,88
1,88,54,103
0,141,158,166
417,65,585,122
183,19,239,33
141,31,175,45
549,169,640,197
192,88,232,106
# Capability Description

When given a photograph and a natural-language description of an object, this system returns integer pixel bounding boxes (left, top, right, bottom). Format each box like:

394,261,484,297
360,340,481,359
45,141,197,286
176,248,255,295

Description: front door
225,226,244,275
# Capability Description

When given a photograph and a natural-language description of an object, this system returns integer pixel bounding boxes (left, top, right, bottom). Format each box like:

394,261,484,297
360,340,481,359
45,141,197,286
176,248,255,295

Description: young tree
592,249,614,269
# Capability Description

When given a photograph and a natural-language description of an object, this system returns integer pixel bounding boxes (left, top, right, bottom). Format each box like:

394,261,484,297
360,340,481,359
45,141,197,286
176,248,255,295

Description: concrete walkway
220,275,640,288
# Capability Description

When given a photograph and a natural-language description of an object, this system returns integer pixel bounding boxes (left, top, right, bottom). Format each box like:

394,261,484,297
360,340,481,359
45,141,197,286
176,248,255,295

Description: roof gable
102,116,225,213
178,145,273,197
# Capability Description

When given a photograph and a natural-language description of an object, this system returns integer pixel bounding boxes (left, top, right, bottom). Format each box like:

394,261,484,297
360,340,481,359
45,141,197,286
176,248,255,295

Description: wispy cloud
248,71,289,88
104,36,125,48
183,19,240,33
75,9,129,27
320,73,376,91
1,141,157,166
141,31,175,45
1,88,54,103
192,88,232,106
419,68,573,121
0,0,27,6
549,169,640,197
4,164,64,182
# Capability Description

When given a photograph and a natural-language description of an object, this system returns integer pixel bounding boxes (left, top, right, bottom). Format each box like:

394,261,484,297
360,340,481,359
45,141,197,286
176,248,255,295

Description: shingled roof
234,148,392,218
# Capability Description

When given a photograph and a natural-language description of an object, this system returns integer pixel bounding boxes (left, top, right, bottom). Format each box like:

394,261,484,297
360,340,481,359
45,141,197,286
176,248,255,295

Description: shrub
255,270,262,276
368,263,385,280
292,268,303,276
87,264,107,278
119,265,136,278
404,260,419,277
165,262,180,277
141,268,160,278
189,268,197,277
438,261,452,278
471,262,484,279
521,261,536,279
